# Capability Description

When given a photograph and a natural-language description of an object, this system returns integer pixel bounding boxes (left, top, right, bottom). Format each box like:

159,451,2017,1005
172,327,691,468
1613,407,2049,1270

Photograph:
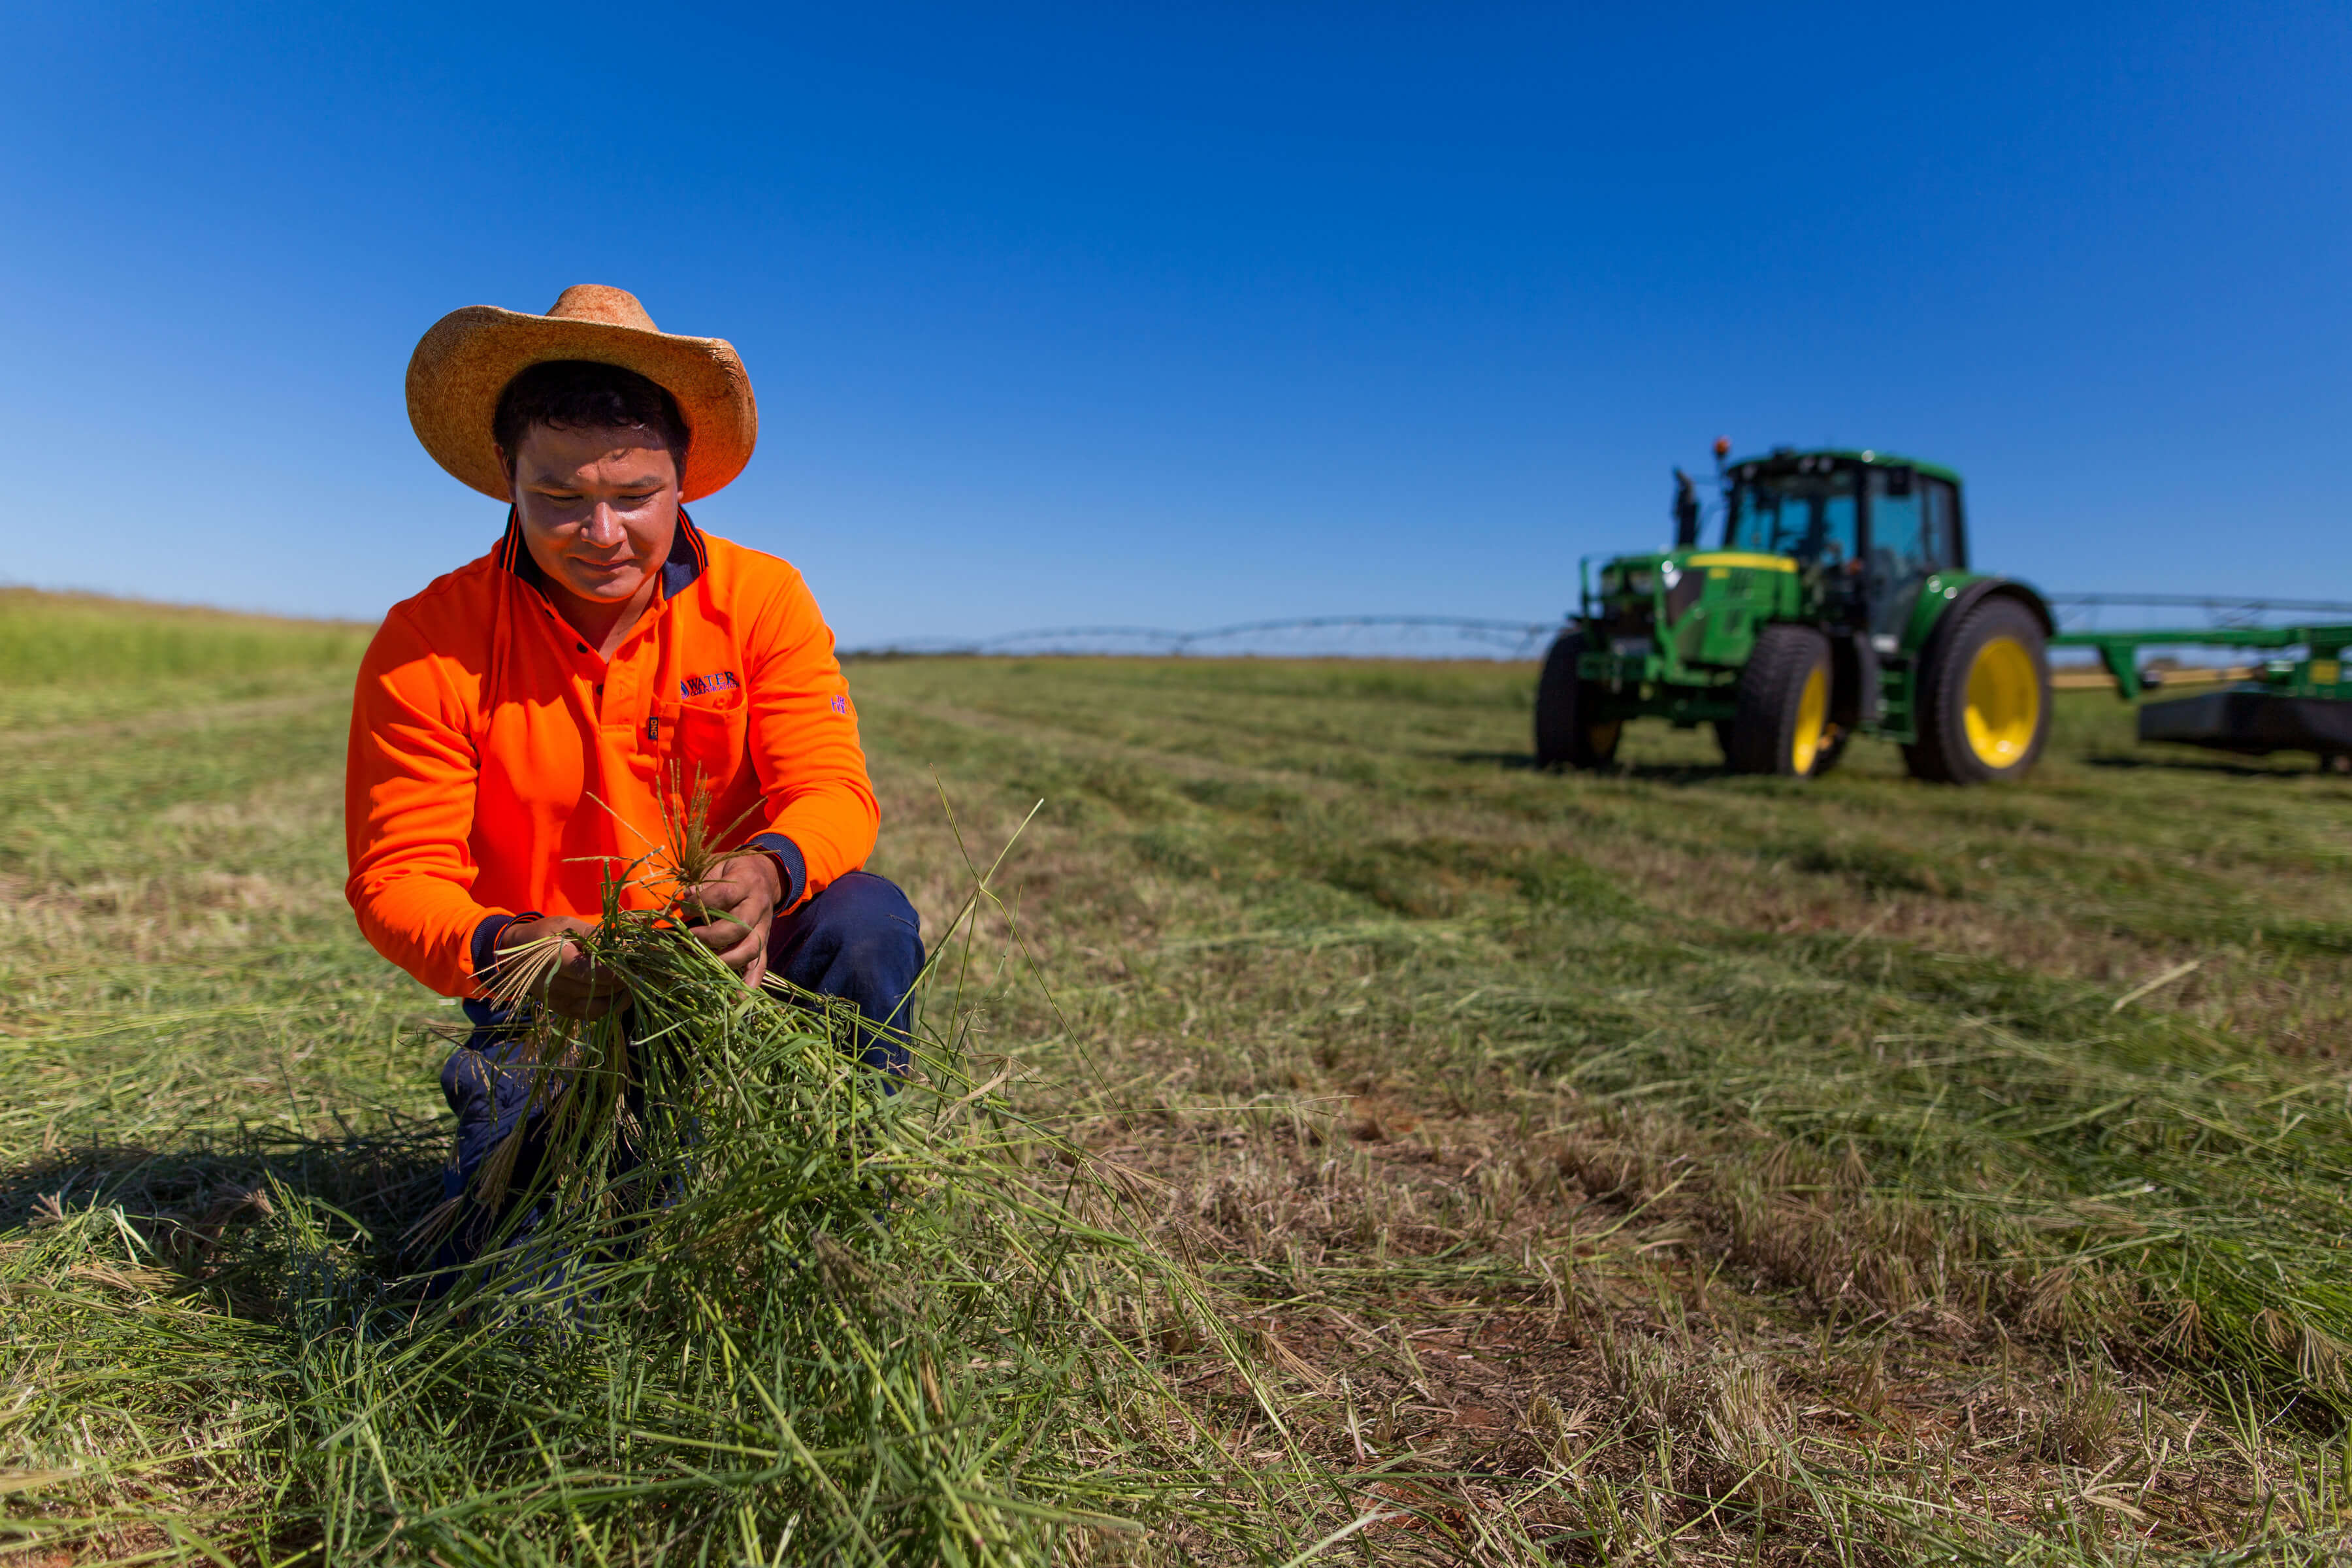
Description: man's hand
679,851,783,988
495,915,627,1020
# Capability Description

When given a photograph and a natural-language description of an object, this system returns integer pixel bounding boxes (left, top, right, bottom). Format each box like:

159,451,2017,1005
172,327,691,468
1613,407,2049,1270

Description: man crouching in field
345,285,922,1279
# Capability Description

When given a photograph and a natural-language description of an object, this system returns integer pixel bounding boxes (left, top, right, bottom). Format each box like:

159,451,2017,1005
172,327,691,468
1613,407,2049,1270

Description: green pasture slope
7,588,2352,1563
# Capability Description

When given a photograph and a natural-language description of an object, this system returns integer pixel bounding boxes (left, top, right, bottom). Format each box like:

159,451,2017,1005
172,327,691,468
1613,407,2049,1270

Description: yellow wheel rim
1963,635,2041,768
1791,664,1829,774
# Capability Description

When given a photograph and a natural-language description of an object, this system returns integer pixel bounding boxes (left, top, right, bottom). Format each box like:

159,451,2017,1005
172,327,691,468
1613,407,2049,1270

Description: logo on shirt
830,693,848,715
679,670,741,698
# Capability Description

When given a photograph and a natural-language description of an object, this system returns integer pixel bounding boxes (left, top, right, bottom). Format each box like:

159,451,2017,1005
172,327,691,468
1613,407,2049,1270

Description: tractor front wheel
1534,631,1621,770
1725,625,1840,777
1903,598,2051,784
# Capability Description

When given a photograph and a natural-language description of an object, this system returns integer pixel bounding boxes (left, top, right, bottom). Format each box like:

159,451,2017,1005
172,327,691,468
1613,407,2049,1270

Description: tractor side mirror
1671,468,1701,548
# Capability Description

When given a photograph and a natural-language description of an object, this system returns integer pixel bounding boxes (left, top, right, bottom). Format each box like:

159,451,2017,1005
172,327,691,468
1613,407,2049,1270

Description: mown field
7,589,2352,1563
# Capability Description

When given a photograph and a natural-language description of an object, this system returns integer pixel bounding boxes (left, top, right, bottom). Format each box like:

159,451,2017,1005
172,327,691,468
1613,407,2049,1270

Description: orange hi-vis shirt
345,510,878,998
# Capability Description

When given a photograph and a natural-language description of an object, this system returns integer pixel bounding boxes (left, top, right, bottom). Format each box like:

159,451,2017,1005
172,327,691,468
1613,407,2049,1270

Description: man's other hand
495,915,627,1020
681,851,783,987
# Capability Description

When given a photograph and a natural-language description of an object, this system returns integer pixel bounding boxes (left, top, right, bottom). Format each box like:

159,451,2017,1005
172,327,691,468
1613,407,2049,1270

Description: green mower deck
2051,619,2352,768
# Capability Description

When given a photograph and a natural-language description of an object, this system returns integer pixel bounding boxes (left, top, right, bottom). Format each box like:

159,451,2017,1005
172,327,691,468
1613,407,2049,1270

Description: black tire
1723,625,1838,777
1720,714,1847,774
1902,597,2051,784
1533,631,1621,770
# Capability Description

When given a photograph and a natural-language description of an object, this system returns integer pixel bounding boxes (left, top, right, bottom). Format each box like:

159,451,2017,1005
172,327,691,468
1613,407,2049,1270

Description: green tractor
1537,446,2053,783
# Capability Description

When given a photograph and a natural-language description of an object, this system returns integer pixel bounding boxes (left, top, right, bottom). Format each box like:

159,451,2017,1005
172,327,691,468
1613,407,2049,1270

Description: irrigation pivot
855,614,1558,660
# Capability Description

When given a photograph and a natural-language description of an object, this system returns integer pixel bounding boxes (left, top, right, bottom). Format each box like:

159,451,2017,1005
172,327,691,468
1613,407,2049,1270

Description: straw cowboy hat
406,285,758,502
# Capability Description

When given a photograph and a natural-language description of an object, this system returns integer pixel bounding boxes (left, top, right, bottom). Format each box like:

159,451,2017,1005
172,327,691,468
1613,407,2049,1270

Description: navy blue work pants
429,871,923,1274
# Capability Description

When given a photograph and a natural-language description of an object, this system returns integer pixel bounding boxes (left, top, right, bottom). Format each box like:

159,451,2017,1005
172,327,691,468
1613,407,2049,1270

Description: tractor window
1872,474,1926,568
1724,466,1858,568
1919,478,1961,570
1867,469,1932,638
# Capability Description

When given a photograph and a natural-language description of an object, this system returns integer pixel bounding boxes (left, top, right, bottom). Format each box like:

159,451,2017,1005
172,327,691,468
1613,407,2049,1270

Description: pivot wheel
1725,625,1842,776
1903,598,2051,784
1534,631,1621,770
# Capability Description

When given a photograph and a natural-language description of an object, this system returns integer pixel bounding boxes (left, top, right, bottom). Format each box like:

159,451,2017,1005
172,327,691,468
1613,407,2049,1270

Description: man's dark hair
492,360,691,474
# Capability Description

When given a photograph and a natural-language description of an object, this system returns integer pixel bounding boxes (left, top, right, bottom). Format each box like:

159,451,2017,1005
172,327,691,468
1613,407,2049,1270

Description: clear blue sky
4,3,2345,644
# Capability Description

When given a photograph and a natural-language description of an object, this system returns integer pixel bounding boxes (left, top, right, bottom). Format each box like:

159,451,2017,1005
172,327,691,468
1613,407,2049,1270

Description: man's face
503,423,681,610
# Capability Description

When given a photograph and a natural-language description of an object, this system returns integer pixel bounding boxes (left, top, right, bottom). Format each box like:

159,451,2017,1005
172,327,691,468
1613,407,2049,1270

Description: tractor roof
1725,448,1963,486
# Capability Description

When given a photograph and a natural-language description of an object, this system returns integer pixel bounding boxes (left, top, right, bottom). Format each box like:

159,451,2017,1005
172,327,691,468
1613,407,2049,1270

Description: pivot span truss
851,596,2352,662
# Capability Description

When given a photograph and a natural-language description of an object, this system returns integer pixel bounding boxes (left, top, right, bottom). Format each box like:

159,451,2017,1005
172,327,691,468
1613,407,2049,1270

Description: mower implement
2051,620,2352,770
1537,448,2053,783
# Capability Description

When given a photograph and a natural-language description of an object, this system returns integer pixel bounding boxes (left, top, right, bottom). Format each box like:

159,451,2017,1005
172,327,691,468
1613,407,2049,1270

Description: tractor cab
1703,450,1968,642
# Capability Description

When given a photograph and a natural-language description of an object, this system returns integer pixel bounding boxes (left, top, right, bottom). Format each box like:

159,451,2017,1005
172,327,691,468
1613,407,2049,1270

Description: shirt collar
497,506,708,601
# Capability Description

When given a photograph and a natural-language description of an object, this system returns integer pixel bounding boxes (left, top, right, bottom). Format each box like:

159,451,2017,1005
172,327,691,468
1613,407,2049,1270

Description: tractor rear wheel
1902,597,2051,784
1534,631,1620,770
1725,625,1838,777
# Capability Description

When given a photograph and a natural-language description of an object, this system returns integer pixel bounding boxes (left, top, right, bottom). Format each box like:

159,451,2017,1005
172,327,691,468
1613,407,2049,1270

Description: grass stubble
5,594,2352,1561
